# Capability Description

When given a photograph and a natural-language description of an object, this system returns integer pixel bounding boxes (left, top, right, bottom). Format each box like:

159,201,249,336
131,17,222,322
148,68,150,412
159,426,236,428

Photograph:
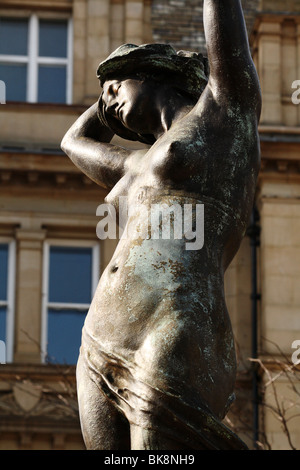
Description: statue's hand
83,101,115,143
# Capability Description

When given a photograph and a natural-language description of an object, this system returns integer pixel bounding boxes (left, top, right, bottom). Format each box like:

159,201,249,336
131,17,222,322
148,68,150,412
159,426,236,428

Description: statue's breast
148,130,207,187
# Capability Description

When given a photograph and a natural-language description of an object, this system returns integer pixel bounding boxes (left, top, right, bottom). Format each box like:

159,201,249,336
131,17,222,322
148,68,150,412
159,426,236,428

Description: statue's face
102,77,161,136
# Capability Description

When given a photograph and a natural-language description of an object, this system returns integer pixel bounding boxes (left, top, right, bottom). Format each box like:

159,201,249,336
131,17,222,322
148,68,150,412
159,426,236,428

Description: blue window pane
0,63,27,101
0,244,8,301
47,308,86,364
0,307,6,343
39,20,67,58
49,247,92,304
38,65,66,103
0,18,28,55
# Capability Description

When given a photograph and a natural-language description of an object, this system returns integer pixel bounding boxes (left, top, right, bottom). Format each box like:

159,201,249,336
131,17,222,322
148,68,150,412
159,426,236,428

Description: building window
0,240,16,363
0,15,72,104
42,241,100,365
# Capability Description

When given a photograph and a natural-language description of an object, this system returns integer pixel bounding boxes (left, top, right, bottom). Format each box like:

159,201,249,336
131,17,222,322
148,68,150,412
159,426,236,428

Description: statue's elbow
61,133,70,155
60,136,66,154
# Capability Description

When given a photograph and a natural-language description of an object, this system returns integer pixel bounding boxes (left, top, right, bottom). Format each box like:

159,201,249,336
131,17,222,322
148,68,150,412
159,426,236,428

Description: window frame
0,14,73,104
0,238,16,363
41,239,100,363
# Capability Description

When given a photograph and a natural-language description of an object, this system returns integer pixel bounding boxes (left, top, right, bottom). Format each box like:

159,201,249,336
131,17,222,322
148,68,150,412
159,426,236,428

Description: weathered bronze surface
61,0,261,450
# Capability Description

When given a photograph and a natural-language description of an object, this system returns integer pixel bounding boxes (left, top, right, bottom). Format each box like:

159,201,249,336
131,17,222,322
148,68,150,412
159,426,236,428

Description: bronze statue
61,0,261,450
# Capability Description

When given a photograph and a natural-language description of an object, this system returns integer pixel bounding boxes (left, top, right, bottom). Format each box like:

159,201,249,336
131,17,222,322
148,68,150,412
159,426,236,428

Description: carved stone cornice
259,126,300,180
0,150,107,195
252,356,300,378
0,363,76,385
0,0,73,12
1,125,300,189
0,168,101,192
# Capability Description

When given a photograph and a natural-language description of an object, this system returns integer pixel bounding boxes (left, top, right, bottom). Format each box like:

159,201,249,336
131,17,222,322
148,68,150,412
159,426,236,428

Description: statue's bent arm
203,0,261,116
61,102,132,190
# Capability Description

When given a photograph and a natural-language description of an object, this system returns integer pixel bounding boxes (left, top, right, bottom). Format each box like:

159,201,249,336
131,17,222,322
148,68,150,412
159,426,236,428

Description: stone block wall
151,0,260,54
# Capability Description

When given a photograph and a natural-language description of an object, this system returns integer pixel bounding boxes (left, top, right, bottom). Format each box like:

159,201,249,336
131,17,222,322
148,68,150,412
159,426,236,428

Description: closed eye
107,82,121,97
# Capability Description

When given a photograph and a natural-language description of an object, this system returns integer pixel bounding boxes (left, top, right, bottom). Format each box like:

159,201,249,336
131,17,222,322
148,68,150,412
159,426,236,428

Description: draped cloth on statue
80,328,248,450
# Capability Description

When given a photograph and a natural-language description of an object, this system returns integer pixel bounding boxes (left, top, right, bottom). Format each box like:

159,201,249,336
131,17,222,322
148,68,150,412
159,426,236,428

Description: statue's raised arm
204,0,261,115
67,0,262,451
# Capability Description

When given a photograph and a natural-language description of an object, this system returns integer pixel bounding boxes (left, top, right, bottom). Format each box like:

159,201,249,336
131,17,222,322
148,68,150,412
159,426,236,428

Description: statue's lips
104,102,124,122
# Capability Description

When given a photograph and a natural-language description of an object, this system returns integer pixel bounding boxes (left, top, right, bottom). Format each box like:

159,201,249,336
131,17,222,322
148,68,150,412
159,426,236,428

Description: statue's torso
83,102,260,417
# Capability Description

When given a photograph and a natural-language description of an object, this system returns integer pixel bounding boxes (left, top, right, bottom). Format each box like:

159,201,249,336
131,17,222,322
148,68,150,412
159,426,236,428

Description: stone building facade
0,0,299,450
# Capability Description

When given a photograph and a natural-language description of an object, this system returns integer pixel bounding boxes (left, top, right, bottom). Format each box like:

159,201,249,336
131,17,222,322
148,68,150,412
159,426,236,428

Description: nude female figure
61,0,261,450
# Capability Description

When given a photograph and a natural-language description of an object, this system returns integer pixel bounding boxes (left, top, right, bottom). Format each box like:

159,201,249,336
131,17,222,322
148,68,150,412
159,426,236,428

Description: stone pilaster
297,23,300,124
72,0,88,104
282,19,298,126
124,0,144,45
14,229,47,363
257,21,282,125
84,0,111,104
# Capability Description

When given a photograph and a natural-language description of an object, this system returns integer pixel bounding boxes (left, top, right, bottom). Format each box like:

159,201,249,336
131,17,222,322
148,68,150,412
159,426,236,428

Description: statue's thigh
76,354,130,450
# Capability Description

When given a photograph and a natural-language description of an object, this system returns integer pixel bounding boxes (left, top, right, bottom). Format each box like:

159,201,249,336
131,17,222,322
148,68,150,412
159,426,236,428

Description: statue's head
96,43,209,144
